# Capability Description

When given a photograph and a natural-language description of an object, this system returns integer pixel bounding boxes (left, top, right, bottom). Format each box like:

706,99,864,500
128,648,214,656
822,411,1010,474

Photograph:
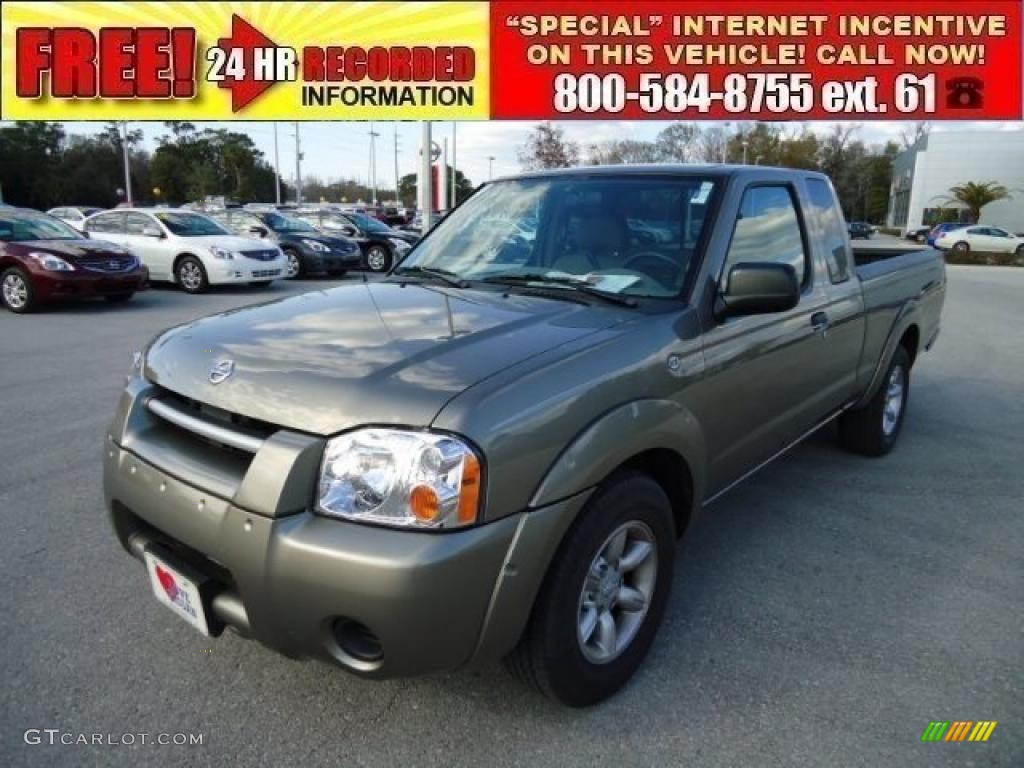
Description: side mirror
249,225,269,237
340,226,357,237
715,262,800,320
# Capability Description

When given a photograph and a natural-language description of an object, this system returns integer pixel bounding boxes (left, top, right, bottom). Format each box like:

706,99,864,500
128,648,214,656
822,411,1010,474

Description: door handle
811,311,829,335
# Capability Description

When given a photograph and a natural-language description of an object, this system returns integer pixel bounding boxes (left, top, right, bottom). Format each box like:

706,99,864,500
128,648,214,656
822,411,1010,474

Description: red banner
490,1,1022,119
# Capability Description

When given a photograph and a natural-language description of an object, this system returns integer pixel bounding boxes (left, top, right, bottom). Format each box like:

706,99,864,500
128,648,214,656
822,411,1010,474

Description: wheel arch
529,399,706,538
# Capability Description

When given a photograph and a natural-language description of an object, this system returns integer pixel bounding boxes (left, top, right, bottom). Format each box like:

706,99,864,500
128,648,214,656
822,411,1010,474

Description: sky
40,120,1024,193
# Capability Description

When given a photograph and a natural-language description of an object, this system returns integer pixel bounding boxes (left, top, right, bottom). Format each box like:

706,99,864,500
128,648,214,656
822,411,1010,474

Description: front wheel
505,471,675,706
283,248,303,279
2,268,35,313
365,245,392,273
176,256,209,294
839,345,910,457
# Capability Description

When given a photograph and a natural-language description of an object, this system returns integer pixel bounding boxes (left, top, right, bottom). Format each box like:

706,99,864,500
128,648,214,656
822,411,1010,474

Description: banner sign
2,0,1020,120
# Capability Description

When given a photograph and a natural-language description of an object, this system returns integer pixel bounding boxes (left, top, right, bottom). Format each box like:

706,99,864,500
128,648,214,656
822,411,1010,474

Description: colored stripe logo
921,721,997,742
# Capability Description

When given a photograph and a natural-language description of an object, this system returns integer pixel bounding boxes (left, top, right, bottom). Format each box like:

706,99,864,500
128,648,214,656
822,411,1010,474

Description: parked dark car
207,209,361,279
1,209,148,313
296,209,418,272
906,225,931,243
848,221,873,239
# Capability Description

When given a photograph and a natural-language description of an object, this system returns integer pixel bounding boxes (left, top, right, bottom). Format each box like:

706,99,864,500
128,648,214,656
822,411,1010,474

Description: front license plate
143,550,210,636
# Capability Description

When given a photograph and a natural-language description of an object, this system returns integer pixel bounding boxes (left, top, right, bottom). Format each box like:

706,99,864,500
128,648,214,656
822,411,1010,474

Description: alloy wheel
576,521,658,665
3,273,28,309
366,247,389,272
882,365,905,436
179,261,203,292
285,251,300,278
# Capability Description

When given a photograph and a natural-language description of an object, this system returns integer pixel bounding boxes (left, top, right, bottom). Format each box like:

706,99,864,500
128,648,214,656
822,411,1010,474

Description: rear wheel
505,471,675,706
365,245,391,273
2,268,35,313
953,241,970,254
1015,244,1024,257
839,345,910,457
176,256,209,294
283,248,303,279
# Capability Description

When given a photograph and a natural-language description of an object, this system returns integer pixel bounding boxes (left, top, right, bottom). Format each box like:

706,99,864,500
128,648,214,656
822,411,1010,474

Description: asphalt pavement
1,267,1021,767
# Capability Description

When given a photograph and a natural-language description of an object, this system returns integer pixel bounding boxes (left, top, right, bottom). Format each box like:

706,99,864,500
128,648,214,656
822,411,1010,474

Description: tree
397,168,474,207
0,122,66,209
900,121,930,150
586,139,660,165
656,123,699,163
518,123,580,170
942,181,1013,223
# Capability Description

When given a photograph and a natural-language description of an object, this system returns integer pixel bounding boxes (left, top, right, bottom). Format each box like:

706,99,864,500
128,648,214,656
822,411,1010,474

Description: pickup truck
104,166,945,706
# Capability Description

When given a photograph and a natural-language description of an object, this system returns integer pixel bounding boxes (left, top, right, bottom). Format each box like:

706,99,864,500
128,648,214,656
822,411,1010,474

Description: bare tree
587,139,661,165
518,123,580,170
655,123,699,163
900,121,930,150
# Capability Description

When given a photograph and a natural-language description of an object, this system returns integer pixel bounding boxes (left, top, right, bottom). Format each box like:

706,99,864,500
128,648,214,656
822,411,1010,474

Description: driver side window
725,186,808,286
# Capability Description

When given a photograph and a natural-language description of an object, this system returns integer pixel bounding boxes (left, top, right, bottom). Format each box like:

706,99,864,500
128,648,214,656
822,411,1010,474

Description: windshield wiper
480,274,638,308
391,265,468,288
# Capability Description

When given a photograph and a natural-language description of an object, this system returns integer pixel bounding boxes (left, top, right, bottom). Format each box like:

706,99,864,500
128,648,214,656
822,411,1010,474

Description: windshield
0,215,82,242
400,175,718,298
349,212,391,233
154,212,230,237
266,212,317,233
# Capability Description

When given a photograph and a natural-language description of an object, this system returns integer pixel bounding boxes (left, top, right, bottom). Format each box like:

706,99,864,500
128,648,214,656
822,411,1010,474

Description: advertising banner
2,0,1019,120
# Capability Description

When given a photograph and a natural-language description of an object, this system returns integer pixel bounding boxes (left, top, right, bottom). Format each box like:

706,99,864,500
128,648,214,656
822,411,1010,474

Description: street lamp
488,155,495,180
742,139,749,165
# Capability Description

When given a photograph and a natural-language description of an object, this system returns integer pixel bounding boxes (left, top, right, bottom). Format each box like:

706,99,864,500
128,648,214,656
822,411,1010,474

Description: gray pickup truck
104,166,944,706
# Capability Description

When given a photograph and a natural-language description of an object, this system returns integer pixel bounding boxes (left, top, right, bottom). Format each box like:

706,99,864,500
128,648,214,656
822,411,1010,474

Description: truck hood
145,281,626,435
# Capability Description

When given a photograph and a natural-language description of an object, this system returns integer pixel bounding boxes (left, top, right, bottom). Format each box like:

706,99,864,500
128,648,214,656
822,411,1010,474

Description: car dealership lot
1,269,1021,767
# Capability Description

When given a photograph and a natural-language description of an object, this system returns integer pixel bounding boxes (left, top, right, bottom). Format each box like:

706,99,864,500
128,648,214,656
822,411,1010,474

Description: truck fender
854,299,920,410
529,398,707,517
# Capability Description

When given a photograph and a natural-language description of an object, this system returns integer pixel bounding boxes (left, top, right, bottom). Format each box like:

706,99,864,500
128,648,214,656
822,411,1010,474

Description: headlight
29,252,75,271
317,428,482,529
389,238,410,252
209,245,235,260
302,239,329,252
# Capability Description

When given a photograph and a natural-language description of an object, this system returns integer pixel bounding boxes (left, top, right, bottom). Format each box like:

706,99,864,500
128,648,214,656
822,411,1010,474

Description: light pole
273,122,282,205
120,122,133,205
742,139,749,165
488,155,495,180
450,123,457,208
720,121,731,164
368,122,380,205
393,123,400,203
293,122,303,205
420,122,433,230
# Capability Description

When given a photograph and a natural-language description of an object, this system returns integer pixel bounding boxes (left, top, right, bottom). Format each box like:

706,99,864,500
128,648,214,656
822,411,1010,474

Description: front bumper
103,381,585,677
32,266,149,300
208,258,287,284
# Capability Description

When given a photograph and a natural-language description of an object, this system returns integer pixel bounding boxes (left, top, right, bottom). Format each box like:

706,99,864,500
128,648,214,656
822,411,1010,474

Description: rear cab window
806,178,852,283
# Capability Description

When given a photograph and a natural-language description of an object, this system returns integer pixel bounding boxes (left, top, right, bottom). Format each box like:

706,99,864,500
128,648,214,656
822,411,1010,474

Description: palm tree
944,181,1012,223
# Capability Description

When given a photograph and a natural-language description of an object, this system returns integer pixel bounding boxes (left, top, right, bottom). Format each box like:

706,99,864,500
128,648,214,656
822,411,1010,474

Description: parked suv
1,209,147,313
84,208,286,293
296,209,418,272
207,209,361,279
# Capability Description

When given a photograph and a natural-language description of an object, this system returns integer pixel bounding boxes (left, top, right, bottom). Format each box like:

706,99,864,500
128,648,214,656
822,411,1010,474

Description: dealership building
887,130,1024,233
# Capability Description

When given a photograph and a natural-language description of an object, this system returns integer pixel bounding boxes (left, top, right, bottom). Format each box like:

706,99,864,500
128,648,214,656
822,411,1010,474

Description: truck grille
241,249,280,262
146,387,276,455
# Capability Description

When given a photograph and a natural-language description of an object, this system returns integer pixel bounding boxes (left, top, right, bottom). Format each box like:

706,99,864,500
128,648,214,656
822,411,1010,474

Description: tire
915,233,927,243
104,292,135,303
176,256,209,294
839,345,911,457
248,280,273,287
283,248,303,279
953,241,970,254
505,471,675,706
1,267,35,313
1015,244,1024,257
365,245,392,273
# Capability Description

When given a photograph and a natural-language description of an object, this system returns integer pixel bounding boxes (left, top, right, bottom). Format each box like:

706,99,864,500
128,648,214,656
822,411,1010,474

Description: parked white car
47,206,104,231
934,225,1024,256
82,208,287,293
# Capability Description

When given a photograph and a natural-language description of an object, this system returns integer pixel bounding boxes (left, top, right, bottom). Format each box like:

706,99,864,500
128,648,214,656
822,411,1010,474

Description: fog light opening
332,619,383,665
